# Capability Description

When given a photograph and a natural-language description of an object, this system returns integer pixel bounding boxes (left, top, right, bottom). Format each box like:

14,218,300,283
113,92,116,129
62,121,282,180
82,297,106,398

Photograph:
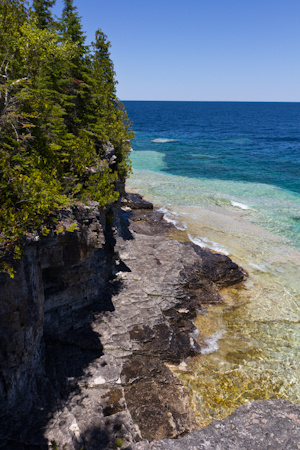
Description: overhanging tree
0,0,134,276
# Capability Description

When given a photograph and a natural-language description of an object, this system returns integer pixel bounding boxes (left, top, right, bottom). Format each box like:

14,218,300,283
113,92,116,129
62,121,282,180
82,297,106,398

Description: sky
49,0,300,101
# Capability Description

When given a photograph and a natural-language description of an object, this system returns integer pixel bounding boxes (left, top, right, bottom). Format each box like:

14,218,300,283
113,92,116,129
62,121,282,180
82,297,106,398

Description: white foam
249,262,267,272
189,334,200,349
275,267,285,274
158,206,179,216
201,331,223,355
249,262,285,275
158,207,187,231
191,326,200,338
151,138,177,143
188,233,229,255
231,201,251,210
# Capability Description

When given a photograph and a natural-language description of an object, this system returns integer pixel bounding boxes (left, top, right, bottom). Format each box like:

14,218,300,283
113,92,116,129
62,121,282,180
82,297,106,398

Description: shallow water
125,101,300,426
128,174,300,425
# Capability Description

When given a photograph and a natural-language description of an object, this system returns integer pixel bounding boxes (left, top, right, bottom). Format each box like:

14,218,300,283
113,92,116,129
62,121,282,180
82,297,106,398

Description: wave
188,233,229,255
201,331,223,355
249,262,267,272
231,200,251,210
249,262,285,274
151,138,178,143
189,153,216,159
225,137,252,144
158,207,187,231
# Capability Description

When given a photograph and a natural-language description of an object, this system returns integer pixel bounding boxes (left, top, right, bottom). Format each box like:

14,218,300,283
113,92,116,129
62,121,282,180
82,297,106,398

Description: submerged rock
122,355,198,441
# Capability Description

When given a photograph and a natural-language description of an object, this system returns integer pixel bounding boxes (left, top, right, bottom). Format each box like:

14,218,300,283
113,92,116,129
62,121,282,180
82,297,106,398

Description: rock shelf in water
0,193,298,449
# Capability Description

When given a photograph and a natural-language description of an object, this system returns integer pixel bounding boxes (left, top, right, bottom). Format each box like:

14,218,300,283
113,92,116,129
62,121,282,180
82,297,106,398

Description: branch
0,50,9,73
11,122,19,141
3,77,29,115
4,52,15,78
10,77,29,87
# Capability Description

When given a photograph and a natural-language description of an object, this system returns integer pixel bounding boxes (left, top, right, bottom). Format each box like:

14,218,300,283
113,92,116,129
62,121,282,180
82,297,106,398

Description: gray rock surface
122,193,154,210
2,196,295,450
130,399,300,450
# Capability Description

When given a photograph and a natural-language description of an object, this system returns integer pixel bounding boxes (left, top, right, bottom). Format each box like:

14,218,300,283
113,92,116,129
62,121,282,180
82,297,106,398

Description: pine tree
0,0,134,276
60,0,85,48
32,0,56,30
92,30,116,104
58,0,91,134
90,29,134,178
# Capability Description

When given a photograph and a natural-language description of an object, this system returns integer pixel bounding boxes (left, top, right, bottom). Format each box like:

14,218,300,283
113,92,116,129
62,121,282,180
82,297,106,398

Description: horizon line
121,100,300,103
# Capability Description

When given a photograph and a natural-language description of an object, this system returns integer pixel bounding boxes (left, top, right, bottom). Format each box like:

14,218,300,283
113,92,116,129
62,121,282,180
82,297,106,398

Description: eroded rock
129,399,300,450
122,355,198,441
0,200,249,449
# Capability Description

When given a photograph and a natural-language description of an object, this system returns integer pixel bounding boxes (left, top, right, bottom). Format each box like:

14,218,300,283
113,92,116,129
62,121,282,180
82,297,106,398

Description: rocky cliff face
0,197,249,450
2,198,299,450
0,202,117,447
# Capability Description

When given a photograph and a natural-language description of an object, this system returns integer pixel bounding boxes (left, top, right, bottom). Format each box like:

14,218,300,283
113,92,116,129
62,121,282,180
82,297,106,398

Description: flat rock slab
0,203,271,450
37,214,246,449
130,399,300,450
123,193,154,210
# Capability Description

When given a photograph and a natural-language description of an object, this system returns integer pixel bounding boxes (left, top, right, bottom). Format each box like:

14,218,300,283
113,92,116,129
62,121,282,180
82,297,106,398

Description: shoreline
1,192,300,449
0,193,247,449
122,192,300,450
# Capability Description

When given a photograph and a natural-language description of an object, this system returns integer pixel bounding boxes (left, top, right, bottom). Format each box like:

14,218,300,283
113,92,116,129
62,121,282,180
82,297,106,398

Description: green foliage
66,223,78,232
32,0,56,30
116,438,124,448
49,441,69,450
59,0,86,47
0,0,134,275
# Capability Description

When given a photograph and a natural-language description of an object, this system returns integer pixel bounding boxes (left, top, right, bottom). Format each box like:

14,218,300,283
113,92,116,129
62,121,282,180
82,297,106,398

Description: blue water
123,102,300,424
123,101,300,423
124,101,300,246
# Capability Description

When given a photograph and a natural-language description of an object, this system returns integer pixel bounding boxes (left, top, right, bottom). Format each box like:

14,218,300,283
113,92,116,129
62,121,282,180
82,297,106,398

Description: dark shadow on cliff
117,208,134,241
0,197,160,450
0,271,127,450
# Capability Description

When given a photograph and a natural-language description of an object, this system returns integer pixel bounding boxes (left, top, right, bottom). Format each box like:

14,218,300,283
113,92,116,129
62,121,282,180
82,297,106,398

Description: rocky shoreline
1,193,300,449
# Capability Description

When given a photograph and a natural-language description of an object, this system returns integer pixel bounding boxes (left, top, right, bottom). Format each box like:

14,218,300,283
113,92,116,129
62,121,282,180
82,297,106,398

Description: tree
58,0,91,135
0,1,134,276
32,0,56,30
90,29,134,177
60,0,85,48
0,1,75,273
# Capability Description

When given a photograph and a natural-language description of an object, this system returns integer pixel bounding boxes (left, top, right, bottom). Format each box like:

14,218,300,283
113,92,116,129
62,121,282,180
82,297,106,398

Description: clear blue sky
50,0,300,101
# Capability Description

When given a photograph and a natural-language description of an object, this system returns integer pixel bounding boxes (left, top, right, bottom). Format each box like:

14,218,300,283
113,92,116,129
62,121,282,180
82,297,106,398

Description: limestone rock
122,355,198,441
0,201,249,449
129,399,300,450
123,193,153,210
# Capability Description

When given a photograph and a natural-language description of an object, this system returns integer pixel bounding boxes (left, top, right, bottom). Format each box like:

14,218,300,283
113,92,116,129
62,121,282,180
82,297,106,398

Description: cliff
1,194,299,450
0,202,117,447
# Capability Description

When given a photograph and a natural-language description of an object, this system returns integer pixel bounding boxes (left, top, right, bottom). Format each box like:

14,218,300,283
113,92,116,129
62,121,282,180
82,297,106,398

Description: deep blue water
124,101,300,194
124,101,300,246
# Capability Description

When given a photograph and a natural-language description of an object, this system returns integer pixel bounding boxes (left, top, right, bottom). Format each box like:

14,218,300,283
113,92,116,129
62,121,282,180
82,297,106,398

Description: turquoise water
125,101,300,247
124,101,300,426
